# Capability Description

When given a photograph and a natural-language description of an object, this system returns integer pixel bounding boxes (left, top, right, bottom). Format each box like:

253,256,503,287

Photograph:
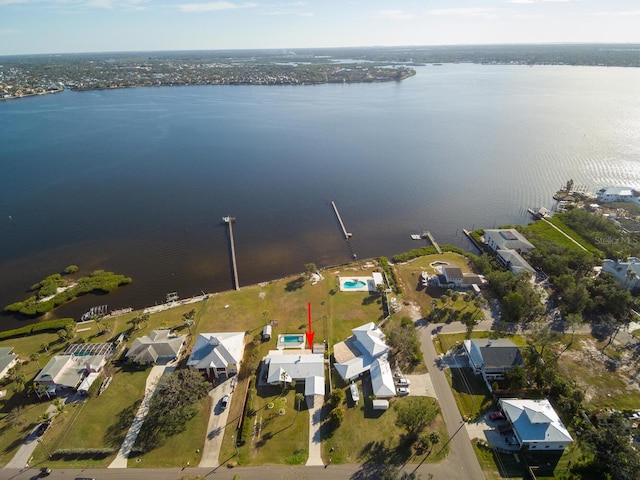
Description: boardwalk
223,216,240,290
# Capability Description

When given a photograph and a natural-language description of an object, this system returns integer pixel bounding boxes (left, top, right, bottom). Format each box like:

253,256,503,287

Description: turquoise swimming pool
283,334,304,343
343,279,367,289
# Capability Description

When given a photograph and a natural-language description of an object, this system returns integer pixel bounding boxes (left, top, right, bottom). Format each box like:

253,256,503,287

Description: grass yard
130,395,211,468
245,385,309,465
322,377,449,466
28,363,150,468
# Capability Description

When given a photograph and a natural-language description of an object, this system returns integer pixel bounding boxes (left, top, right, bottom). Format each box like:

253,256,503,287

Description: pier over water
223,216,240,290
331,201,352,239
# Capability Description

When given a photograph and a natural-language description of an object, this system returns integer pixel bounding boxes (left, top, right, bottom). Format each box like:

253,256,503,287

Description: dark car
39,467,52,476
36,422,51,437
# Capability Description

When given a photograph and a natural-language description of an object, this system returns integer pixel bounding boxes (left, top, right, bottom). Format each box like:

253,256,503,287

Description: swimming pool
283,334,304,343
343,279,367,289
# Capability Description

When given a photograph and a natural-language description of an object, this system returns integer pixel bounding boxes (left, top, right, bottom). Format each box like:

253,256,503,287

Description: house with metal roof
484,229,535,254
333,322,396,398
0,347,19,381
186,331,245,381
499,398,573,451
463,338,524,382
602,257,640,290
263,350,325,393
126,329,186,364
34,353,107,396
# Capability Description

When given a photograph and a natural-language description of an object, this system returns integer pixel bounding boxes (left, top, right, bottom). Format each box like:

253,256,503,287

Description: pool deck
338,275,374,292
276,334,306,349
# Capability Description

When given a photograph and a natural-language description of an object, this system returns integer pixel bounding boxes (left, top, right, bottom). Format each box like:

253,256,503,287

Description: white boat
349,382,359,403
411,234,421,240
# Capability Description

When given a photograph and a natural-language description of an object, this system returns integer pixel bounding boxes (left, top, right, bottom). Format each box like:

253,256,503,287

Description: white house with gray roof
464,338,524,382
126,329,186,364
597,186,640,206
187,331,245,381
499,398,573,451
263,350,325,395
34,353,107,396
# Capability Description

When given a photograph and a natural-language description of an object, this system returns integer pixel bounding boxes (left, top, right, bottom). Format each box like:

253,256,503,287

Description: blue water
344,280,367,289
1,64,639,328
283,335,304,343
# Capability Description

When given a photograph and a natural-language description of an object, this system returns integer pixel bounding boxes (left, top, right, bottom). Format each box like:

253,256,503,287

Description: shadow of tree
350,439,413,479
362,295,379,306
285,277,305,292
104,400,141,448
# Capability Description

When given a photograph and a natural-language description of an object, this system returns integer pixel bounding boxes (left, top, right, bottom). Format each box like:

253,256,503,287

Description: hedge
0,318,75,341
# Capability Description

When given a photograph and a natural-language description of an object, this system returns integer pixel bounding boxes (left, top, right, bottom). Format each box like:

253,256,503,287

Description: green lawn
526,216,601,256
29,363,150,468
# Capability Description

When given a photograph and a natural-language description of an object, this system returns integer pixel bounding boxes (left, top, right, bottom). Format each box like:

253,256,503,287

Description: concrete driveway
199,377,235,468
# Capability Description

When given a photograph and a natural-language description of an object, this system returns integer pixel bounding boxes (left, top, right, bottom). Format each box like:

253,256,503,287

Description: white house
263,350,325,394
333,322,396,398
439,267,485,289
484,229,535,254
187,332,245,381
34,354,107,396
499,398,573,451
463,338,524,382
495,249,536,276
126,330,186,364
597,186,640,206
602,257,640,290
0,347,18,381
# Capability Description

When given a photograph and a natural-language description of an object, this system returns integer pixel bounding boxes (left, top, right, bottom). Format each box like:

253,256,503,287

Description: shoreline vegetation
3,44,640,101
4,267,132,316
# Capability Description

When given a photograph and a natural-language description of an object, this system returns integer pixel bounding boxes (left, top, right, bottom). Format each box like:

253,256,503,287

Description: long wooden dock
331,201,352,239
223,216,240,290
422,231,442,254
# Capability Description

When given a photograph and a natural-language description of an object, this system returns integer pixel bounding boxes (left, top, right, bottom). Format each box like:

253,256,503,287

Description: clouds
177,1,257,13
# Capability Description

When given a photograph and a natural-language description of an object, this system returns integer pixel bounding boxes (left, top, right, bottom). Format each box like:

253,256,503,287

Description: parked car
39,467,52,477
36,422,51,437
506,435,518,445
220,394,230,410
396,386,410,396
488,412,504,421
395,378,411,387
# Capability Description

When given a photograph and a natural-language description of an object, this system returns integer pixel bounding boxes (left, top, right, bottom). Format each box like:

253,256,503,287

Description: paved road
416,323,486,480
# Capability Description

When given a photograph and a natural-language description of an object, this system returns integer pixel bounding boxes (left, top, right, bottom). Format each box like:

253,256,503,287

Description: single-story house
499,398,573,451
186,331,245,381
126,329,186,364
484,229,535,254
0,347,19,381
463,338,524,382
263,350,325,395
34,354,107,395
333,322,396,398
601,257,640,290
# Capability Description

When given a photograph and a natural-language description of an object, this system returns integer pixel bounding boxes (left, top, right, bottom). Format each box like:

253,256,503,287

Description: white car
396,386,410,396
395,378,411,387
220,394,230,410
350,382,360,403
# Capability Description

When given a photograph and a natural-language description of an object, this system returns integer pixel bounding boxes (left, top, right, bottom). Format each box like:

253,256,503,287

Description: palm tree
295,393,305,413
7,406,25,427
30,352,41,368
40,342,49,353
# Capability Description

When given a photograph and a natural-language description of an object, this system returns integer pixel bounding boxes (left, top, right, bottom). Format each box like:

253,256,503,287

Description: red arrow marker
305,302,315,348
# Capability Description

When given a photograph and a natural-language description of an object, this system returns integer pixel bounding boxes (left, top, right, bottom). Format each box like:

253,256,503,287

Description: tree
394,397,440,441
504,365,527,390
30,352,41,368
329,406,345,426
7,406,25,427
64,265,79,274
328,388,345,407
40,342,49,353
295,393,305,412
57,328,69,343
565,178,574,192
304,263,317,278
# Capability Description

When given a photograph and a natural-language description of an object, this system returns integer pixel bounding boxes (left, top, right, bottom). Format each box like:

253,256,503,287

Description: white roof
370,357,396,398
78,372,100,393
484,229,535,252
305,375,325,396
499,398,573,444
265,351,324,383
372,272,384,285
352,322,389,357
497,249,536,275
187,332,245,370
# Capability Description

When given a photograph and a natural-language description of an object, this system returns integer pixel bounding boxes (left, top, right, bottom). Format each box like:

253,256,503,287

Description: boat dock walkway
223,216,240,290
463,229,484,252
422,231,442,254
331,201,352,240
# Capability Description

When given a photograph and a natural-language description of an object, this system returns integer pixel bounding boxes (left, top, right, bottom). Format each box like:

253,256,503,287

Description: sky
1,0,640,56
